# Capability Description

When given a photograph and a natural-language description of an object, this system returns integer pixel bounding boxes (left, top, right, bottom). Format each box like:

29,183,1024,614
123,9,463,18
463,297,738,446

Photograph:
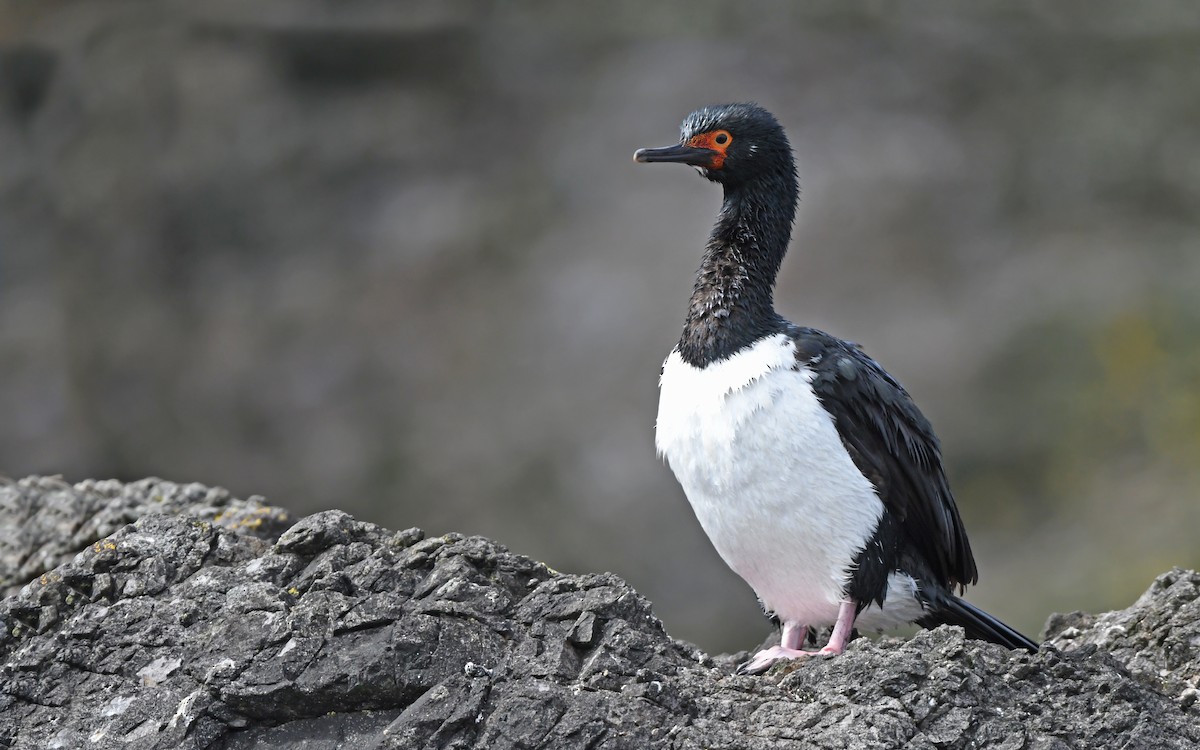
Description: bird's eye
713,131,731,146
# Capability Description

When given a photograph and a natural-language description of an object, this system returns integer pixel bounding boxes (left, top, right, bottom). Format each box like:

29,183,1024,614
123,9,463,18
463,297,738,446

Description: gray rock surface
1,477,1197,749
0,475,292,597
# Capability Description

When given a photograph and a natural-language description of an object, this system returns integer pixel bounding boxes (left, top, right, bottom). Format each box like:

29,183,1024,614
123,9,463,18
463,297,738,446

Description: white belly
656,333,901,628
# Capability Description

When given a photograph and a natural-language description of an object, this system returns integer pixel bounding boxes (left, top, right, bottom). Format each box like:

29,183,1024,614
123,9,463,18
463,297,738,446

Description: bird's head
634,103,793,187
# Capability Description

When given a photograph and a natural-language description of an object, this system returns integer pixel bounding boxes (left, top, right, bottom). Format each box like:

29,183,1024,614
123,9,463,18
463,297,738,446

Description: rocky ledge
0,477,1197,749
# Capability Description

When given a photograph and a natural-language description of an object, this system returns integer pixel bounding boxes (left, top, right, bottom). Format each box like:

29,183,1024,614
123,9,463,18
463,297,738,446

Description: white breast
655,333,889,628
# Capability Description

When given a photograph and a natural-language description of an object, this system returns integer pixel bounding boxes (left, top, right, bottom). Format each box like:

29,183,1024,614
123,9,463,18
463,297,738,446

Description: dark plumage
792,327,974,609
640,104,798,366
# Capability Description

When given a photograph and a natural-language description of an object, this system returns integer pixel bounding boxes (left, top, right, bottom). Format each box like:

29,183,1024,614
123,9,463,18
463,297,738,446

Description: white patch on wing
856,572,928,632
656,333,889,628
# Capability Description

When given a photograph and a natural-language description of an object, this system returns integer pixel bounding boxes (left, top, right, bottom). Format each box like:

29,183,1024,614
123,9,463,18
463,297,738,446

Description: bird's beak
633,143,716,166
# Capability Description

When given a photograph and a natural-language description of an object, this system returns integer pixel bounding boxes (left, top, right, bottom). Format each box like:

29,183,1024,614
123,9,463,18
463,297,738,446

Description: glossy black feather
671,104,798,367
790,326,978,608
919,590,1039,652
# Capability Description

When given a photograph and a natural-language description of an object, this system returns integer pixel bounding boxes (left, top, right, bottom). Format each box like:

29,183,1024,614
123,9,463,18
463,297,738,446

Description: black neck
677,171,798,366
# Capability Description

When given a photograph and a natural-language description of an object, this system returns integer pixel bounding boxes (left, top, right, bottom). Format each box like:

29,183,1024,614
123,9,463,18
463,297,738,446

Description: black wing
790,327,977,603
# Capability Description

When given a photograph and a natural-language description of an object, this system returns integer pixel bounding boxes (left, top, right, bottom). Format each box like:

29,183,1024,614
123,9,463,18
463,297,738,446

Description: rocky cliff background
2,1,1199,654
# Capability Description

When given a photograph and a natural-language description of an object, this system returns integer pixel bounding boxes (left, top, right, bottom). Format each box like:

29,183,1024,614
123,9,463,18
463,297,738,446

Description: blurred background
2,0,1198,654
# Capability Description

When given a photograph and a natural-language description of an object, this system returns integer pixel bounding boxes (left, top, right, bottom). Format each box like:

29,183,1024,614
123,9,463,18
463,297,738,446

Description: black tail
919,593,1039,653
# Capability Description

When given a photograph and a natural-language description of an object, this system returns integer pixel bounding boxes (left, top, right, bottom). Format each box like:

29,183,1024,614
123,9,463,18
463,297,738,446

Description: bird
634,103,1038,674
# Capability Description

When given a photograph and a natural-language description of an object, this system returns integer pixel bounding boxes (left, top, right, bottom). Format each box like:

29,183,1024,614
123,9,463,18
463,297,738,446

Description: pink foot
737,645,830,675
737,601,858,675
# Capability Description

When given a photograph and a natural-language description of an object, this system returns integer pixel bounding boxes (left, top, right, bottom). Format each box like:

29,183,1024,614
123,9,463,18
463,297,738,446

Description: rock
1045,568,1200,703
0,475,292,597
1,477,1197,749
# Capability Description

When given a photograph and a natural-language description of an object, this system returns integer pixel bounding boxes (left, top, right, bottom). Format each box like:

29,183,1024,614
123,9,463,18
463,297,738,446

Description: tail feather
920,594,1039,653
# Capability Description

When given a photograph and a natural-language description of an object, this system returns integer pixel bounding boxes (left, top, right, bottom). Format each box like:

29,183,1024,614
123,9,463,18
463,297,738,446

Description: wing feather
792,327,977,590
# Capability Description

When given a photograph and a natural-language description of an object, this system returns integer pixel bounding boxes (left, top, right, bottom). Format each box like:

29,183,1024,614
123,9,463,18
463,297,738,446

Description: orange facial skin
685,129,733,169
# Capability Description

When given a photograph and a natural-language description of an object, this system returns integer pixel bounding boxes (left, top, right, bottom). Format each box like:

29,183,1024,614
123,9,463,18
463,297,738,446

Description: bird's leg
736,621,810,675
817,599,857,655
780,620,806,650
737,600,860,674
